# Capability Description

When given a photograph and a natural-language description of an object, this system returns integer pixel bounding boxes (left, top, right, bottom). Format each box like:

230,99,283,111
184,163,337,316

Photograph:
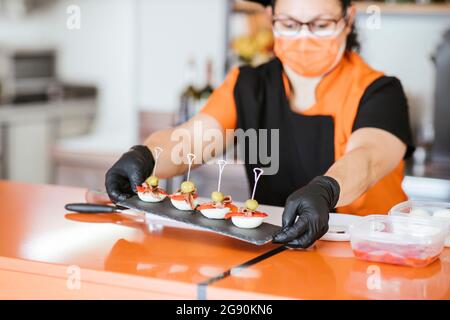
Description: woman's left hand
273,176,340,248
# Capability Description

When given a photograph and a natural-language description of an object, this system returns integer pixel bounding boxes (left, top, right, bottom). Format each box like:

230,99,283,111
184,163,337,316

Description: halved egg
224,198,267,229
137,191,166,203
199,207,230,219
230,216,265,229
198,191,236,219
170,197,198,211
170,180,198,211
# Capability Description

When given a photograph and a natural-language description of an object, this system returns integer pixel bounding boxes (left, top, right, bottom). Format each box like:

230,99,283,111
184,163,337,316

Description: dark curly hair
270,0,360,52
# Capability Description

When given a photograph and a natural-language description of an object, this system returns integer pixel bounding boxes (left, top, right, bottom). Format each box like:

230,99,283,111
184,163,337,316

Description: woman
105,0,414,248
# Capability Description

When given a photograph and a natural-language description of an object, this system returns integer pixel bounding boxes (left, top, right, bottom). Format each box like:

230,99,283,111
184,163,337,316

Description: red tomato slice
197,202,238,211
137,185,167,195
225,203,238,212
157,189,168,196
197,203,216,211
225,210,268,219
136,186,148,193
169,193,198,201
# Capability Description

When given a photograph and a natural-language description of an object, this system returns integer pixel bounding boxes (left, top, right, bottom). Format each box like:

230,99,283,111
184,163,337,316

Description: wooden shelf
232,1,450,15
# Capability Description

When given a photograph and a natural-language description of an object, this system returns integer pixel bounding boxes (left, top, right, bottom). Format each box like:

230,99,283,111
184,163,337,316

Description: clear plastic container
389,200,450,247
349,215,447,267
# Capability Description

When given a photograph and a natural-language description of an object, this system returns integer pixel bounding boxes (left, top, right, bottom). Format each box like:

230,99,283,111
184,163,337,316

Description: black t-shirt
353,76,415,159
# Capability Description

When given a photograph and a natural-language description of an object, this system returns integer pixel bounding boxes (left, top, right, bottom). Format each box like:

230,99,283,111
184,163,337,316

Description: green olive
211,191,224,203
181,181,195,193
146,175,159,187
245,199,259,211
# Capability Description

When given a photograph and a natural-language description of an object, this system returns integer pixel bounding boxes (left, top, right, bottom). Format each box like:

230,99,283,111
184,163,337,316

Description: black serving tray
119,196,280,245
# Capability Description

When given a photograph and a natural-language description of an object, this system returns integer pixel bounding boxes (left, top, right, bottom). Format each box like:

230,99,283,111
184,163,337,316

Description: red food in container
352,242,441,268
349,215,447,268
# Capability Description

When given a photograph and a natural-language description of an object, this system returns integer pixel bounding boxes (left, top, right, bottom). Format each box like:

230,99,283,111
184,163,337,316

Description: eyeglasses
272,15,347,38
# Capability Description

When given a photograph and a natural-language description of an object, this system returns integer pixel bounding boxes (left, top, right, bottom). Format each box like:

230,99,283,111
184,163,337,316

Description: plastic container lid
389,200,450,223
351,215,447,245
349,215,448,267
389,200,450,248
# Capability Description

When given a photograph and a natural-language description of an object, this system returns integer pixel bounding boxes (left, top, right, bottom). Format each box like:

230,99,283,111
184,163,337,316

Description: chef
105,0,414,248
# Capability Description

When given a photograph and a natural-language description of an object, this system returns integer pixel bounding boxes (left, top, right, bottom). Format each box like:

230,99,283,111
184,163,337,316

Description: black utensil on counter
65,203,129,214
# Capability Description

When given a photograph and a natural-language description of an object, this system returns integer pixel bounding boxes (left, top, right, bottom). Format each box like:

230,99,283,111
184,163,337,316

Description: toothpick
217,160,227,192
186,153,196,181
251,168,264,200
152,147,163,177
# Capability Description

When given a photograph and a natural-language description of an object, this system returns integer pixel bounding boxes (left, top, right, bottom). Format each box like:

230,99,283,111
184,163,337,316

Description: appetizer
197,160,237,219
137,147,168,202
225,168,268,229
170,153,199,210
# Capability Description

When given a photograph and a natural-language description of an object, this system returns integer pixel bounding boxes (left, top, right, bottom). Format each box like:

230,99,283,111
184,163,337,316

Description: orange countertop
0,181,449,300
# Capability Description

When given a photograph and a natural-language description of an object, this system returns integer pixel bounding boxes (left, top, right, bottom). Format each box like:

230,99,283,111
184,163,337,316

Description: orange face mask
274,34,345,78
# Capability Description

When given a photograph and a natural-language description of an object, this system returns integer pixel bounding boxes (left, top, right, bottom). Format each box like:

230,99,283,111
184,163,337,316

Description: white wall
137,0,228,112
356,12,450,143
52,0,139,150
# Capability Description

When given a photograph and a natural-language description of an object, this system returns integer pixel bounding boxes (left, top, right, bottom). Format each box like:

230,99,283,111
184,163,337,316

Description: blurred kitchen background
0,0,449,202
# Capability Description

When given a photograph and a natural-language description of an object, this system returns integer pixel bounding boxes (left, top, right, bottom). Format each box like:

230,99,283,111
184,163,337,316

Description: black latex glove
105,145,154,203
273,176,340,249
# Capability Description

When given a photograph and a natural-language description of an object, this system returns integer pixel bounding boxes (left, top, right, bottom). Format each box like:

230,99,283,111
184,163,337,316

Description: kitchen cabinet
53,111,175,191
52,147,118,192
0,98,96,184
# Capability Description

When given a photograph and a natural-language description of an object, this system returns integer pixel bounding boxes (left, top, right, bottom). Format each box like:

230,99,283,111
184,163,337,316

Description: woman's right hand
105,145,154,203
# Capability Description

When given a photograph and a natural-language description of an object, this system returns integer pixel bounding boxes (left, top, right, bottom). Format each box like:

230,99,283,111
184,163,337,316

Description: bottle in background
197,58,215,113
177,58,199,125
